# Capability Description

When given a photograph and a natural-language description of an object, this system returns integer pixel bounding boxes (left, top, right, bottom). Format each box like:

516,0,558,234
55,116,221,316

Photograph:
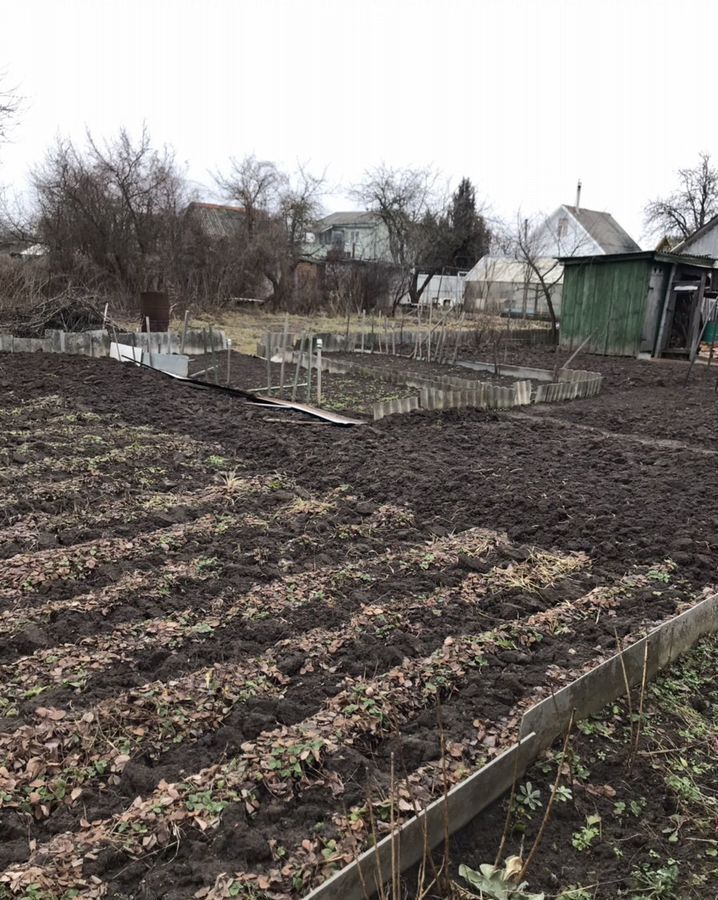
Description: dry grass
173,309,515,355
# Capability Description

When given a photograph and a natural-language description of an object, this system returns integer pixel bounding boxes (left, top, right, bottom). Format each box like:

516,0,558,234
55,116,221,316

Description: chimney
575,179,582,211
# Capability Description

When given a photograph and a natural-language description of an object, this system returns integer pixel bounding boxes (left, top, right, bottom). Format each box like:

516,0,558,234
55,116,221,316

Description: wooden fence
257,324,553,361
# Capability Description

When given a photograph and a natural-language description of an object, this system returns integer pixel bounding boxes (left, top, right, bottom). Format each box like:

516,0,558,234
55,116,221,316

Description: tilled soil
190,350,417,415
0,351,714,899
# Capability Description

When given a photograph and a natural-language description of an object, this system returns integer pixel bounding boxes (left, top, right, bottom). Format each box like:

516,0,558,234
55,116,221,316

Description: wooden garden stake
266,331,272,396
306,335,313,402
226,339,232,385
208,325,219,383
520,710,575,882
316,338,323,405
279,314,289,397
630,642,650,773
180,309,190,354
427,302,433,362
291,334,304,401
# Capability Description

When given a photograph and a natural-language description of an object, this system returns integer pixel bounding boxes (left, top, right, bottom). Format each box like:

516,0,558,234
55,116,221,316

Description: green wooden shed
559,251,717,357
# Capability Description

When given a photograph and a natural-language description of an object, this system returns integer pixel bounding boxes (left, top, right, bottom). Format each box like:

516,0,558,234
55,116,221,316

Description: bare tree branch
645,153,718,241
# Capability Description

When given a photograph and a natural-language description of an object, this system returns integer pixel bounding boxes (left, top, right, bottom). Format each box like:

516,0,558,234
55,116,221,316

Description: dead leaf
503,855,523,882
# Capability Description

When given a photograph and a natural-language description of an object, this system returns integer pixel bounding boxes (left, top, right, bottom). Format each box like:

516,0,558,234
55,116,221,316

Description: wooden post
145,317,153,367
306,335,313,402
180,309,190,355
292,334,304,401
427,302,433,362
226,339,232,385
316,338,323,405
279,313,289,398
266,331,272,395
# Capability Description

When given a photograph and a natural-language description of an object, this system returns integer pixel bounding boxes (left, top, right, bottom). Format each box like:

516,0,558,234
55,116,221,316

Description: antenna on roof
575,179,582,211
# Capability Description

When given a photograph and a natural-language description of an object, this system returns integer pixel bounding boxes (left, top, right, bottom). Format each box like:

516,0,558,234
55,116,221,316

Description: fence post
316,338,323,406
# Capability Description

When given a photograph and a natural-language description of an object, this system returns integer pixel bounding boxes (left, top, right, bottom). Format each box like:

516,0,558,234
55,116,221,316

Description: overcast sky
1,0,717,244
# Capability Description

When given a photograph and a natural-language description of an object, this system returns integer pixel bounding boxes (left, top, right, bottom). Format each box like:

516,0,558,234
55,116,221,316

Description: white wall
681,223,718,258
533,207,602,257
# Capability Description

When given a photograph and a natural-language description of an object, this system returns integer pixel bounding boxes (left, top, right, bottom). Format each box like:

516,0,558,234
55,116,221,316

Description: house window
558,217,568,239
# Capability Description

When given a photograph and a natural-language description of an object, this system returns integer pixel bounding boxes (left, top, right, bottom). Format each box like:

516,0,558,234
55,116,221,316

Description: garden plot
0,352,714,899
191,350,419,417
412,633,718,899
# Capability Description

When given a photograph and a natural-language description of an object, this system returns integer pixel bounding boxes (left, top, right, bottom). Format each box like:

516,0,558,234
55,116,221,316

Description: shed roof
559,250,717,268
562,205,641,254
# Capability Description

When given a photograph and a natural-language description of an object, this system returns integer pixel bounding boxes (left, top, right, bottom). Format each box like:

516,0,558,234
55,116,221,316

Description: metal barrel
140,292,170,332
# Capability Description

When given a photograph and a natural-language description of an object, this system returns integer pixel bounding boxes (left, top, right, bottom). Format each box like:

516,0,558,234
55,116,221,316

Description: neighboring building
537,205,641,257
559,251,717,357
464,257,562,317
184,201,248,239
464,203,641,317
310,211,391,262
673,214,718,258
412,271,468,308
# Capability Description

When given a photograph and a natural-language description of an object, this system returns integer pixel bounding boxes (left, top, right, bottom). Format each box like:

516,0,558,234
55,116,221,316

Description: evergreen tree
448,177,490,269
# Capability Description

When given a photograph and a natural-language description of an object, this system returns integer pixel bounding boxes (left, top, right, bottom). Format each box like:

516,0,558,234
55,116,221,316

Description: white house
464,203,641,317
673,214,718,259
309,211,392,262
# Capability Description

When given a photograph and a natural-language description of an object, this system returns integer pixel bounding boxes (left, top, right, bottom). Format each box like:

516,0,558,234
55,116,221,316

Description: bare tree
213,155,280,238
30,125,186,296
512,218,562,343
645,152,718,241
0,76,20,147
214,156,325,310
352,165,453,312
499,210,599,344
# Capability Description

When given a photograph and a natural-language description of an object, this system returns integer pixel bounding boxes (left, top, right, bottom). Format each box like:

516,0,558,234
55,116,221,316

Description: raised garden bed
0,352,714,898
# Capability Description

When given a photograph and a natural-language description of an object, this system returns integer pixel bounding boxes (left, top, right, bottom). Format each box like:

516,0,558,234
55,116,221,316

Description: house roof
186,202,247,239
316,211,380,231
672,213,718,252
562,205,641,254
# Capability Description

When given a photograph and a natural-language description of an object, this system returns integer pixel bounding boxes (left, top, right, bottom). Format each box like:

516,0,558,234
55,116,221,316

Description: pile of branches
0,292,112,337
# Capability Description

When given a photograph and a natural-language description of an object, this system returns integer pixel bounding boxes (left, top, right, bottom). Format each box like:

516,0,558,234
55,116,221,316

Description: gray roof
316,210,380,231
564,205,641,254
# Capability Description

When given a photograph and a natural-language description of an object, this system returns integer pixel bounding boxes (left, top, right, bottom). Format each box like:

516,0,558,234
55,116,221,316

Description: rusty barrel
140,291,170,332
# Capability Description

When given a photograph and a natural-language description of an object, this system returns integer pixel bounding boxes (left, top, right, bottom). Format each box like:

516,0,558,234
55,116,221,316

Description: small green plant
517,782,542,813
555,785,573,803
557,888,592,900
206,455,229,469
459,857,544,900
629,859,679,898
571,814,601,851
